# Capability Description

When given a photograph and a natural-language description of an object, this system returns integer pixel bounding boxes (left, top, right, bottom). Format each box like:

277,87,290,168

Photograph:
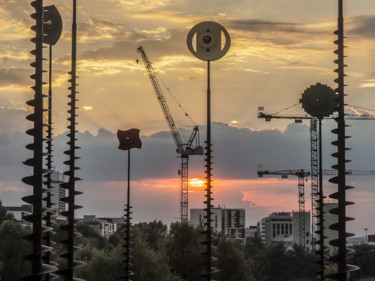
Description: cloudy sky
1,0,375,237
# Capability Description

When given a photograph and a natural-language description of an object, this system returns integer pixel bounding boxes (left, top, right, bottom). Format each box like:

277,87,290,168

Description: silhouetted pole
187,21,230,281
205,59,213,280
117,129,142,280
125,149,131,281
318,118,325,281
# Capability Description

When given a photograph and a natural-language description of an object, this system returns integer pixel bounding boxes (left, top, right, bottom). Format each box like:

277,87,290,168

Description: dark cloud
0,68,31,87
60,28,188,63
228,19,321,34
348,15,375,38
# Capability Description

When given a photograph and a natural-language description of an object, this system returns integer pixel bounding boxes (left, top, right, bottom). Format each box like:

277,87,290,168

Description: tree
244,236,268,281
133,220,168,251
348,244,375,281
164,222,205,281
0,220,31,280
75,248,122,281
131,227,176,281
216,236,254,281
0,200,14,224
285,244,316,281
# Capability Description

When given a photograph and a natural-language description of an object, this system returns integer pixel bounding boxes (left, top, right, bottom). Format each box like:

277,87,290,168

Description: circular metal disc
187,21,230,61
43,5,63,46
300,83,337,119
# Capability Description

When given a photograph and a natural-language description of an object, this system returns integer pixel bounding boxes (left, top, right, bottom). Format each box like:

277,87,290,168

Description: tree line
1,201,375,281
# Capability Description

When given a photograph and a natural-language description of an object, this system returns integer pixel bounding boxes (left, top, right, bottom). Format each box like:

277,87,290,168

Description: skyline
0,0,375,237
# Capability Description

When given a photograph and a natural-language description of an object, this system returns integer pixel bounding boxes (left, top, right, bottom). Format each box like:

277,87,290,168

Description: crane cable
346,104,375,113
156,72,197,126
272,102,301,116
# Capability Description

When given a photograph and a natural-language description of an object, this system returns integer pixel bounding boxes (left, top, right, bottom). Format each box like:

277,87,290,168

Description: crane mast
258,168,375,250
258,107,375,250
258,109,319,249
137,46,203,222
258,169,310,248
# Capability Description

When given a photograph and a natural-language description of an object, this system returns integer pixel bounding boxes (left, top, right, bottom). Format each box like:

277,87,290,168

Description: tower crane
258,168,375,249
258,169,310,248
258,108,319,248
137,46,203,222
258,106,375,249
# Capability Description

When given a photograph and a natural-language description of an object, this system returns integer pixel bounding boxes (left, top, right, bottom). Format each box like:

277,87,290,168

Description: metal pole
318,118,325,280
126,149,131,281
44,43,53,281
205,59,212,281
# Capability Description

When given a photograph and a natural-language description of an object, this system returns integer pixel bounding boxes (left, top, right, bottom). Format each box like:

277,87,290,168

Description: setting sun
189,178,205,188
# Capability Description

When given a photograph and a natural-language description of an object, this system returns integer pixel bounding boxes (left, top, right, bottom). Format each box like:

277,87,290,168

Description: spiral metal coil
123,204,134,280
21,1,58,279
200,140,219,281
315,186,327,280
57,1,85,280
326,1,359,279
42,6,63,278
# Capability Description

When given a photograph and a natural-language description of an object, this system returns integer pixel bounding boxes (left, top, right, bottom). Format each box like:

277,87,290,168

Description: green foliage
132,226,175,281
216,236,254,281
164,222,205,281
133,220,168,251
0,200,14,224
75,222,109,250
0,220,31,281
348,244,375,281
75,248,122,281
2,211,374,281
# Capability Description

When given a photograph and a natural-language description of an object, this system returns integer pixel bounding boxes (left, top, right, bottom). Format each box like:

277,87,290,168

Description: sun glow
189,178,205,188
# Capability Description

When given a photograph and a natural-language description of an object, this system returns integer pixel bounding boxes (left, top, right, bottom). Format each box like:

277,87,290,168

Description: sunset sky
1,0,375,237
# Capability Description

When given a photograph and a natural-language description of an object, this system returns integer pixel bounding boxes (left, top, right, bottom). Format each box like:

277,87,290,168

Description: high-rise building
262,212,294,249
190,207,246,244
292,211,311,251
50,170,67,218
258,211,311,251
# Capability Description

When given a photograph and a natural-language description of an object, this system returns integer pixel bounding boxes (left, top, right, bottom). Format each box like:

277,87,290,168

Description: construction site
1,0,375,280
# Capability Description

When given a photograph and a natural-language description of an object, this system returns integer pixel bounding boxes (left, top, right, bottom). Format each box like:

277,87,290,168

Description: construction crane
258,169,310,248
137,46,203,222
258,106,375,249
258,168,375,249
258,108,319,248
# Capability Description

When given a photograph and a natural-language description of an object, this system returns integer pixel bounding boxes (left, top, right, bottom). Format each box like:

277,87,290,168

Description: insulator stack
326,1,358,279
201,141,219,281
57,1,85,280
22,0,58,279
123,204,134,280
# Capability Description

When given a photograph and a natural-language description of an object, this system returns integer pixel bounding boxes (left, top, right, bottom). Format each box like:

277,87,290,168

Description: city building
292,211,311,251
245,226,258,239
262,212,294,249
190,207,246,244
257,218,266,242
50,170,67,218
190,207,223,233
257,211,311,251
81,215,116,237
4,204,32,224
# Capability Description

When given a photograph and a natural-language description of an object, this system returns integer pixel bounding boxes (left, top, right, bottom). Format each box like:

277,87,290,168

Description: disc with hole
187,21,230,61
300,83,337,119
43,5,63,45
